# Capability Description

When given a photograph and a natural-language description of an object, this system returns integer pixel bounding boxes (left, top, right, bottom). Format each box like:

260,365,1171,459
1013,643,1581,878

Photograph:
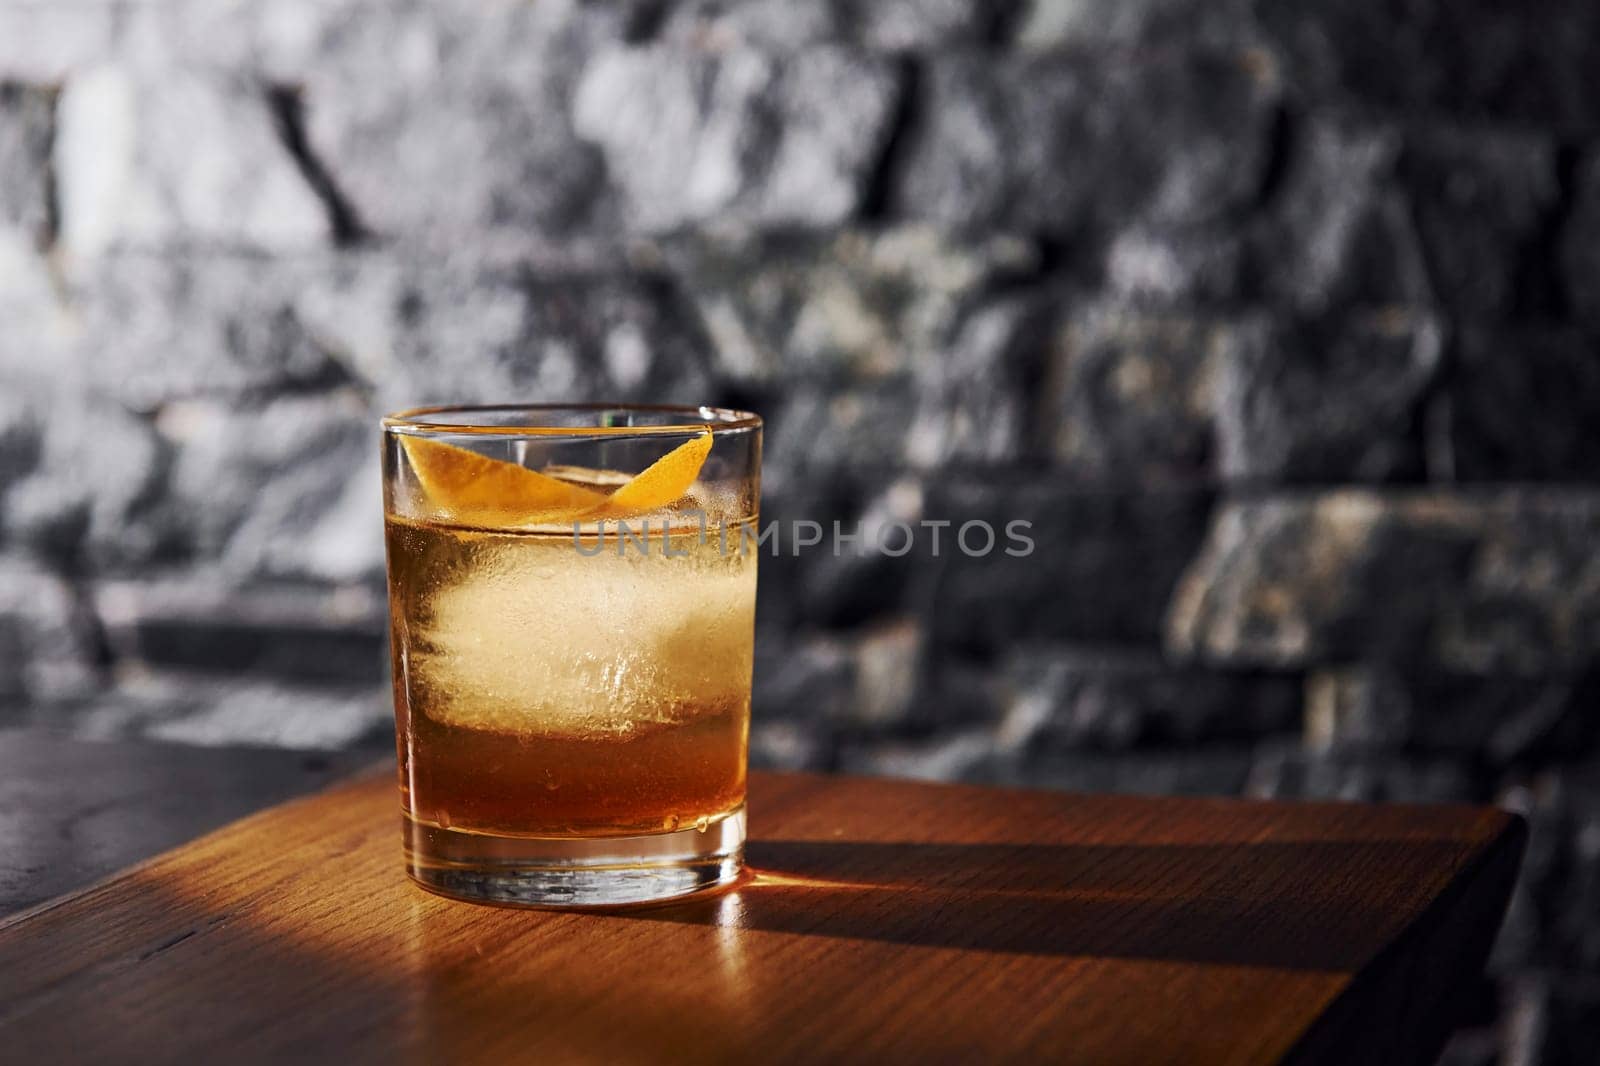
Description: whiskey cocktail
382,405,760,906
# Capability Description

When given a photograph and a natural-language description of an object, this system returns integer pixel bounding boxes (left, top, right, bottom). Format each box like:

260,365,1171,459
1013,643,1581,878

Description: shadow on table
627,837,1478,971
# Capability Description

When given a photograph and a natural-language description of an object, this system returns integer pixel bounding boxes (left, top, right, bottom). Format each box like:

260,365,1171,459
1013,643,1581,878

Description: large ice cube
409,531,756,736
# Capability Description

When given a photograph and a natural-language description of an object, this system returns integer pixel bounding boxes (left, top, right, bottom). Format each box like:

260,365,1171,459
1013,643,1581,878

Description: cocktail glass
381,404,760,907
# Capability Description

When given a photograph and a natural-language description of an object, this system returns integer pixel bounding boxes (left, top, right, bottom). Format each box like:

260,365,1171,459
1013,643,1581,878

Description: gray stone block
73,248,713,414
894,50,1278,233
661,0,839,49
753,631,857,723
838,619,924,728
904,293,1043,468
756,473,925,628
830,629,1005,735
1299,669,1414,752
1043,305,1441,485
94,576,386,684
53,65,330,255
1257,0,1600,130
1000,647,1302,752
770,377,1027,483
838,730,999,782
71,254,351,408
749,720,831,772
843,0,998,49
573,44,901,232
0,235,74,394
1098,223,1246,306
1,393,166,571
1447,325,1600,481
0,84,53,244
1246,741,1477,803
1042,305,1236,481
910,655,1007,730
1017,0,1255,48
0,4,116,82
120,0,370,82
663,0,995,50
158,394,377,582
1304,665,1600,767
1246,115,1429,310
986,747,1256,796
300,1,620,237
1303,667,1411,753
1169,494,1447,668
331,254,716,411
889,56,1007,228
0,391,40,500
765,383,924,482
0,555,99,707
662,226,1038,383
757,300,1039,480
925,479,1215,649
1215,308,1443,483
756,620,989,736
1169,491,1600,673
1402,127,1560,317
65,670,392,750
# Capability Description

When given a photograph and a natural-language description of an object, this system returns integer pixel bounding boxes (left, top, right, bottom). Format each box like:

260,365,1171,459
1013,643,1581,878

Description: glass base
403,806,745,908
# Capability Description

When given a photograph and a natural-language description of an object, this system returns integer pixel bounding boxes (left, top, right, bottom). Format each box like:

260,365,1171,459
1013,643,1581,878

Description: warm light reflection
745,869,1164,901
711,892,748,989
744,870,887,892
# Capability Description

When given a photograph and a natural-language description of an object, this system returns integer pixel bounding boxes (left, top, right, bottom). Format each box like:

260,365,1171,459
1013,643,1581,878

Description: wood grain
0,771,1523,1065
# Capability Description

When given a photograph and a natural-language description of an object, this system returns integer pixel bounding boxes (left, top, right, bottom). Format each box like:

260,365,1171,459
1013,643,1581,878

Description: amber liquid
386,515,755,839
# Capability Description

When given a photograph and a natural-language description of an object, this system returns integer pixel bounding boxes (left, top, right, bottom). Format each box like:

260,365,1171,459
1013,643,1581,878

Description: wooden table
0,736,1523,1064
0,730,374,917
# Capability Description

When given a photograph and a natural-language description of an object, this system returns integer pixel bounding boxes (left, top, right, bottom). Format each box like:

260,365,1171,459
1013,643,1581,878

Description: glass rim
381,403,763,438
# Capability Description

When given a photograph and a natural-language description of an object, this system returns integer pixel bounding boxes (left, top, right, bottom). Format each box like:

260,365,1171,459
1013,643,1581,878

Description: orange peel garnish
399,436,608,525
595,431,712,518
399,430,714,525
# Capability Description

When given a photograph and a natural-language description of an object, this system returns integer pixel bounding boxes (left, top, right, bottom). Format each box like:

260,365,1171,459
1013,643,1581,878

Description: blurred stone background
0,0,1597,1058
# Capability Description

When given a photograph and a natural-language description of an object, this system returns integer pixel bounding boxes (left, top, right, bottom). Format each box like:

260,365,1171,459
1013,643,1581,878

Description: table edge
1284,809,1529,1065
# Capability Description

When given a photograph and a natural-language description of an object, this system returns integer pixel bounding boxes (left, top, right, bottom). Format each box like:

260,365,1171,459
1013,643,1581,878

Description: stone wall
1,1,1597,1059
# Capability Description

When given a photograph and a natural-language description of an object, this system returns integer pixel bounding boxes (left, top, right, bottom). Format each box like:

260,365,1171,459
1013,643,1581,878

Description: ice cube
411,534,755,737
